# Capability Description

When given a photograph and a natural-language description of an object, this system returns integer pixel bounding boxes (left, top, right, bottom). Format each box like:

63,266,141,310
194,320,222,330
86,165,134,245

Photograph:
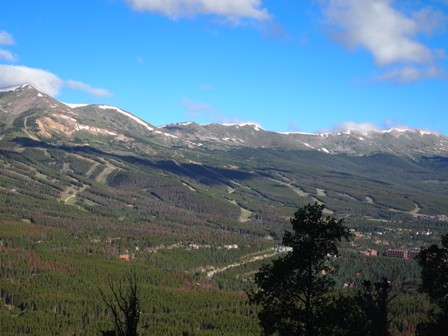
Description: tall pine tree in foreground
249,203,352,336
416,234,448,335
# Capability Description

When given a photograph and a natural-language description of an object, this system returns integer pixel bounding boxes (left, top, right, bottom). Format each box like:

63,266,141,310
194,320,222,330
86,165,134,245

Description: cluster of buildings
185,243,238,250
415,214,448,222
385,248,420,259
361,248,421,259
361,249,378,257
273,246,293,253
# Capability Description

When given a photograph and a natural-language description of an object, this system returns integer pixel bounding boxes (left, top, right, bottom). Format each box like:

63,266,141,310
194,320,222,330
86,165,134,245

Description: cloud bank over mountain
0,29,111,98
0,65,111,97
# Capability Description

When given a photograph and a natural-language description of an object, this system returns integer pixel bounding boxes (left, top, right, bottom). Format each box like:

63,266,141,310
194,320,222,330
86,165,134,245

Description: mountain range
2,84,448,157
1,84,448,242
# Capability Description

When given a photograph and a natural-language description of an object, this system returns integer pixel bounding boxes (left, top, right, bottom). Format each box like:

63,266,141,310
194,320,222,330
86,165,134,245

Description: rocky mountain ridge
162,121,448,157
1,84,447,159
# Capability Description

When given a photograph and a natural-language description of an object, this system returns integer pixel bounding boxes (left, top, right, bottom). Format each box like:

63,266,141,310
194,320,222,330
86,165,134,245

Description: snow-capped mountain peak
221,122,264,131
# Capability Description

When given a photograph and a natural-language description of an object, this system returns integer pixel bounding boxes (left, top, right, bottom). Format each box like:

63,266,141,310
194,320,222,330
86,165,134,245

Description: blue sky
1,0,447,134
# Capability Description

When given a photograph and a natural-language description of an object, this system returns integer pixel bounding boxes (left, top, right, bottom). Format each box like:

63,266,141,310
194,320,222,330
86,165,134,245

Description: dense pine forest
0,203,445,335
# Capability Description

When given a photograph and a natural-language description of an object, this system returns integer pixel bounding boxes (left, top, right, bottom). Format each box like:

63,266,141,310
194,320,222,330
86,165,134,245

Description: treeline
249,203,448,336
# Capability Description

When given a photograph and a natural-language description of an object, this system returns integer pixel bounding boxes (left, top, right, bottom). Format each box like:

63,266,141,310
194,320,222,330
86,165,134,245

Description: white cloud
330,120,435,134
261,23,291,41
0,30,110,97
0,49,17,62
124,0,271,21
0,65,63,96
182,98,264,126
413,7,448,35
378,65,445,83
0,65,111,97
322,0,436,65
0,31,17,62
333,122,380,135
288,120,300,132
66,80,112,97
182,98,215,118
320,0,447,83
0,31,14,45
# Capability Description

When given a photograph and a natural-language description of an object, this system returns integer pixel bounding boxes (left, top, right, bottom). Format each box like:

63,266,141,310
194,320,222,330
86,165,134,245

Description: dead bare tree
100,269,140,336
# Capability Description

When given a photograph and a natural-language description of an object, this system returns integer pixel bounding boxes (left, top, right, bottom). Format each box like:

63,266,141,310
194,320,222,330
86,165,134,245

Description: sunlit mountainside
1,84,448,335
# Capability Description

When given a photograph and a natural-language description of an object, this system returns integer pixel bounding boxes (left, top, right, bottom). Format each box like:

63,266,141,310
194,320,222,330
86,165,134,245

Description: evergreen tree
356,278,393,336
249,203,352,336
416,234,448,336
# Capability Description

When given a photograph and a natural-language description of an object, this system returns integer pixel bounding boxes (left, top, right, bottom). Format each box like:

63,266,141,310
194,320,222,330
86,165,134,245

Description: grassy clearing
95,162,116,184
228,200,253,223
268,177,309,197
316,188,327,197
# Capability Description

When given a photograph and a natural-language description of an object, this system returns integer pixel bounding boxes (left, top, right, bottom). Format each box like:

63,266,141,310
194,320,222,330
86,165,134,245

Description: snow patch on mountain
55,114,77,122
383,128,413,134
280,131,319,136
154,130,178,138
64,103,90,109
160,121,196,128
303,143,314,149
98,105,154,132
75,124,117,136
222,122,264,131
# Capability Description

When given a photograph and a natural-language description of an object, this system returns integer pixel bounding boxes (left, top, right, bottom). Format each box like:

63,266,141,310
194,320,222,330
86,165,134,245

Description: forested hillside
1,85,448,334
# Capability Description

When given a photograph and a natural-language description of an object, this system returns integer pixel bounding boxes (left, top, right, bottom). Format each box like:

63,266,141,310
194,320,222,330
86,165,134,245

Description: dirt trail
269,177,308,197
228,200,253,223
61,185,88,205
206,249,279,279
24,116,39,141
409,203,421,217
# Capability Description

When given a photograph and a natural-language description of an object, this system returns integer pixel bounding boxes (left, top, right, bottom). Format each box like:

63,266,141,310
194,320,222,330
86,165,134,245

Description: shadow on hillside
11,137,254,186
